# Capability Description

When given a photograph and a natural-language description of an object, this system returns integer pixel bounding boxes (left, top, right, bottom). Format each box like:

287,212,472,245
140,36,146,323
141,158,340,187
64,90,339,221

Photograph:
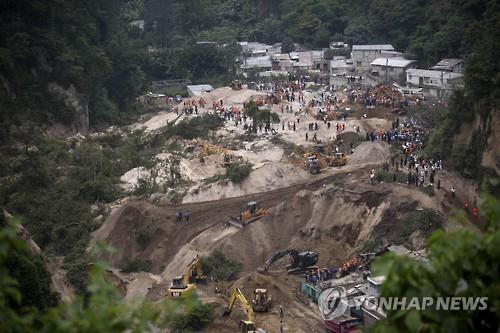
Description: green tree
244,101,280,133
371,190,500,332
281,37,295,53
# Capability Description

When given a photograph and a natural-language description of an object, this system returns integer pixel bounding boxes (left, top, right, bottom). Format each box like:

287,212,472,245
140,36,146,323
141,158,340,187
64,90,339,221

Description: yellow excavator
167,255,206,298
223,288,267,333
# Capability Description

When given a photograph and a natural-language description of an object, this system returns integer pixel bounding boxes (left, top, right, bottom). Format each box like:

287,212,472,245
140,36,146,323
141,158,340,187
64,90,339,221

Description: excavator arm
257,250,297,273
223,288,255,324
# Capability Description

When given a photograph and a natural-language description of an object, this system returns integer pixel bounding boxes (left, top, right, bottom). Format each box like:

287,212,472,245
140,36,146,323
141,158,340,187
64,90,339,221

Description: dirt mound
348,141,390,165
208,272,322,333
91,201,175,273
183,162,310,203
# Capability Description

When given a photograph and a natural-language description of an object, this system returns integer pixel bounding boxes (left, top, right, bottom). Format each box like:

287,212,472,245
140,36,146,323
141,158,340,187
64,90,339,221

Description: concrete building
352,44,395,70
271,53,293,71
431,58,464,73
187,84,213,97
406,68,464,98
330,58,355,75
370,57,416,81
240,55,272,72
238,41,272,57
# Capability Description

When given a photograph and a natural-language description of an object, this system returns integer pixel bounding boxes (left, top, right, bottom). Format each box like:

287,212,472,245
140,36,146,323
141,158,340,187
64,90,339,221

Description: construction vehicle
231,80,243,90
223,288,267,333
304,155,321,174
228,201,268,229
257,249,319,274
328,153,347,167
252,288,271,312
167,255,206,298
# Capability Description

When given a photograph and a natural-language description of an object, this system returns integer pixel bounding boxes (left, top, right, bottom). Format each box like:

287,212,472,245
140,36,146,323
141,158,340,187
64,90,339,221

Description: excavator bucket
256,266,267,274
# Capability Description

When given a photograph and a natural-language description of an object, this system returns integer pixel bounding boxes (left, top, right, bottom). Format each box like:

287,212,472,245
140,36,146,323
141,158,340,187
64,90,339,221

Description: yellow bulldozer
223,288,267,333
167,255,206,298
228,201,269,229
252,288,271,312
327,152,347,167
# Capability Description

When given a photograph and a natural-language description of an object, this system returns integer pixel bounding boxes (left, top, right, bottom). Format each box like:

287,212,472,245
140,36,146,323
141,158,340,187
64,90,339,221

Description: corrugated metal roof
371,57,415,68
241,56,272,69
330,59,354,68
187,84,214,96
430,58,463,70
406,69,463,79
352,44,394,51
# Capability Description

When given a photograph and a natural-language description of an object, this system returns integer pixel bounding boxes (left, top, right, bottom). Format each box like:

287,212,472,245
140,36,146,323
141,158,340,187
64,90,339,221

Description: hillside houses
370,57,416,80
236,40,465,99
406,69,464,98
351,44,395,70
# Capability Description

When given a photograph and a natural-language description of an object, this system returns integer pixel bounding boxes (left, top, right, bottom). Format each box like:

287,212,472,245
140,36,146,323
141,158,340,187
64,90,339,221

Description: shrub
201,249,242,281
132,217,157,249
120,259,152,273
225,162,252,183
170,114,224,140
375,170,407,183
419,185,436,197
172,303,214,332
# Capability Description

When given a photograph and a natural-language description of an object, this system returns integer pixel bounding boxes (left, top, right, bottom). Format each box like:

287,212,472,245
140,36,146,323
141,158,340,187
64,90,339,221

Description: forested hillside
0,0,499,327
0,0,150,136
144,0,490,67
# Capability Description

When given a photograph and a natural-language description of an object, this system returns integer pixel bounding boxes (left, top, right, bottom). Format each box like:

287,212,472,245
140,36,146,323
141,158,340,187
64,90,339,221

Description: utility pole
385,58,388,84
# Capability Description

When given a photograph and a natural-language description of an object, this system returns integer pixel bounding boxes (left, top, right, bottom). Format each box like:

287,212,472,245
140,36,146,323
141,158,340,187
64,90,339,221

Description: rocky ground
82,84,480,332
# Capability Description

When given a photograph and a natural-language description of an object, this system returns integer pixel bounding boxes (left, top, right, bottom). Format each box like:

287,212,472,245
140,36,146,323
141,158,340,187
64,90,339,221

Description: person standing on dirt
176,211,182,222
184,210,190,222
306,132,308,141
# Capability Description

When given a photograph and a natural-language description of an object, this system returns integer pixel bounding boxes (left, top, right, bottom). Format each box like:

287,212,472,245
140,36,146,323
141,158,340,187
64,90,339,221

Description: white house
351,44,395,70
187,84,214,97
430,58,464,73
406,69,464,98
370,57,416,81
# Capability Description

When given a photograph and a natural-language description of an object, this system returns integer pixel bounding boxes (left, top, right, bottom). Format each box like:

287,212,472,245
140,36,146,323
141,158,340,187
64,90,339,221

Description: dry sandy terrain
86,85,477,332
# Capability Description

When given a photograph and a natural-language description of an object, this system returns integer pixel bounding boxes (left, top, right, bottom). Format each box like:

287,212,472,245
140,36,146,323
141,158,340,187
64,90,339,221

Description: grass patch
419,185,436,197
375,169,408,183
120,258,152,273
201,249,242,281
131,216,157,249
308,83,322,91
170,114,224,140
361,208,443,253
225,162,252,183
171,302,214,332
270,136,305,156
203,173,224,185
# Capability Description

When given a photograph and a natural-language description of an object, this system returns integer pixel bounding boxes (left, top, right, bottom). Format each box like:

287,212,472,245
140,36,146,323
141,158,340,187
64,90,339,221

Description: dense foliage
143,0,494,68
201,249,242,281
0,0,150,136
421,2,500,181
372,190,500,332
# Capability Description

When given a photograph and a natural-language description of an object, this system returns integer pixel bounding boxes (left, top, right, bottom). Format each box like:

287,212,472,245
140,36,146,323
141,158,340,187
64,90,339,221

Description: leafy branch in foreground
371,189,500,333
